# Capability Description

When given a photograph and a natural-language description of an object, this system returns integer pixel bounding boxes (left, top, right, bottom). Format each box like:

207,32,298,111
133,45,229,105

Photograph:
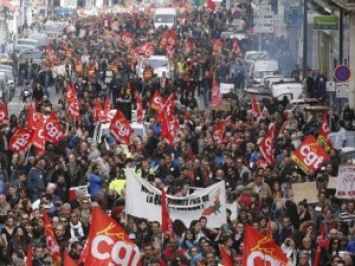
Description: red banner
167,29,178,46
243,225,288,266
9,128,33,153
79,207,141,266
211,75,222,108
28,103,37,130
44,113,64,145
64,252,77,266
139,42,155,58
43,211,61,266
259,126,275,165
291,135,329,174
68,98,80,121
109,109,133,145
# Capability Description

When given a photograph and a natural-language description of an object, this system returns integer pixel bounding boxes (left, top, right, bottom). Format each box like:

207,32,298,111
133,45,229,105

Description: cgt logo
300,145,324,169
91,235,140,266
246,251,284,266
12,133,31,151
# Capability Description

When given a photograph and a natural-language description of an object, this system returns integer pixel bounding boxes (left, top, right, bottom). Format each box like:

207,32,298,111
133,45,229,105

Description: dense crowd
0,5,355,266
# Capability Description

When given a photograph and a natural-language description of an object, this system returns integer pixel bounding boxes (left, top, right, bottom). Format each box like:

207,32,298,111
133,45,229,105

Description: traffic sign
334,65,351,82
336,83,349,98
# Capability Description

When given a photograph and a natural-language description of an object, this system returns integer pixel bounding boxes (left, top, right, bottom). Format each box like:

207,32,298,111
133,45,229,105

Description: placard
327,177,337,189
69,185,89,200
336,165,355,199
292,182,318,204
220,83,235,94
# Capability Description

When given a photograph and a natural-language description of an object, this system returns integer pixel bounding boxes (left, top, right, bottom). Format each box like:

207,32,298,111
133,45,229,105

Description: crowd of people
0,5,354,266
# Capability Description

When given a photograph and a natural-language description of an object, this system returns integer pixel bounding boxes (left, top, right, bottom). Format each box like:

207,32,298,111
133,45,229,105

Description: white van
271,82,303,101
17,39,39,49
154,8,177,29
137,55,174,79
249,60,282,88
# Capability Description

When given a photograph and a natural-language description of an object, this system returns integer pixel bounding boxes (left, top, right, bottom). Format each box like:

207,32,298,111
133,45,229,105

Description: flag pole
24,144,31,165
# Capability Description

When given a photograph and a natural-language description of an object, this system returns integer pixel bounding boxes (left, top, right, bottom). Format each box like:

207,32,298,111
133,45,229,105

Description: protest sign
292,182,318,204
220,83,234,94
125,168,227,228
69,185,89,200
336,165,355,199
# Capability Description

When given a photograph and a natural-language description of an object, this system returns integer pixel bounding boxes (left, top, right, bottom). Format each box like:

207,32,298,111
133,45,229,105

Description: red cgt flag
161,113,174,145
31,118,46,155
109,109,134,144
27,103,37,130
259,125,275,166
242,225,288,266
150,90,163,111
219,245,233,266
206,0,216,11
64,252,78,266
44,112,64,145
317,112,332,151
136,92,143,123
211,75,222,108
291,135,329,175
212,40,223,55
78,207,141,266
313,226,325,266
66,83,77,98
68,97,80,121
43,211,61,266
161,189,175,240
232,38,241,55
9,128,33,153
252,96,261,118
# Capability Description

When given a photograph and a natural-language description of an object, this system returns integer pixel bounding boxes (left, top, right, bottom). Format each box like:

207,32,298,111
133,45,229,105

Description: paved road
7,86,62,117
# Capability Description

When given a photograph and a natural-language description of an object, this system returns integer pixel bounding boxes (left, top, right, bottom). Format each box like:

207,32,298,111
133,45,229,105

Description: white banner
125,169,227,228
336,165,355,199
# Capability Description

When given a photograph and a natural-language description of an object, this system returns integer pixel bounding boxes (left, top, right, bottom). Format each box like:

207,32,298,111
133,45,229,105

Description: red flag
160,32,168,48
9,128,33,153
252,96,261,118
64,252,78,266
266,219,273,239
161,113,174,145
2,0,15,12
28,103,37,130
109,109,134,144
93,98,101,120
219,245,233,266
259,125,275,165
0,102,8,124
232,38,241,55
31,118,46,155
121,31,134,46
43,211,61,266
317,112,332,151
150,90,163,111
242,225,288,266
44,112,64,145
212,40,223,55
66,83,77,98
184,40,193,55
26,244,32,266
68,97,80,121
211,75,222,108
313,226,325,266
206,0,216,11
136,93,143,123
213,121,224,144
161,190,175,240
78,207,141,266
167,29,178,46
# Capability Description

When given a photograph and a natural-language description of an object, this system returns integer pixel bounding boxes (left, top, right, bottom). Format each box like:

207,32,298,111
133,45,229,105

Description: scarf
70,221,84,239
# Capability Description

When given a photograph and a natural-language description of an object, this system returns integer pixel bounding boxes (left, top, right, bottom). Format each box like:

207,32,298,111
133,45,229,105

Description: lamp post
303,0,307,80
